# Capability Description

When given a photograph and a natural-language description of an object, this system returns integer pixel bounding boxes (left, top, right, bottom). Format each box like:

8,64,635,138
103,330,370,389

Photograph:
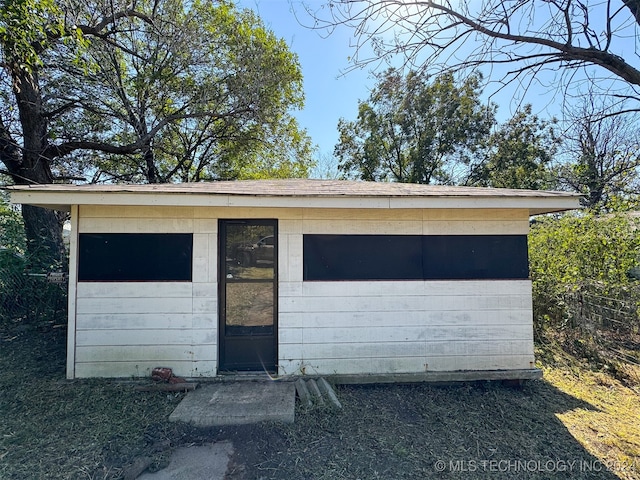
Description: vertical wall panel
67,205,79,379
192,233,209,283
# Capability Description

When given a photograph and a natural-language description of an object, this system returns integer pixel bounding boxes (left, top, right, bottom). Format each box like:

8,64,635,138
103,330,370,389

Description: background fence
0,261,67,325
566,282,640,331
564,282,640,367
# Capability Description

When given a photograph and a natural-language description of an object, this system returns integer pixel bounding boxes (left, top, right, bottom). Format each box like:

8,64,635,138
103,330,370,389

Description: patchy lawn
1,318,638,479
0,320,183,479
535,332,640,480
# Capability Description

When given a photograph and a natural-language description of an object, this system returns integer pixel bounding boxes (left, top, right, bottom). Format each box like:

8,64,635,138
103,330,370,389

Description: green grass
535,332,640,480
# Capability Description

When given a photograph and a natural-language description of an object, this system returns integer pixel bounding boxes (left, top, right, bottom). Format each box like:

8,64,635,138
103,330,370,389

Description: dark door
219,220,277,372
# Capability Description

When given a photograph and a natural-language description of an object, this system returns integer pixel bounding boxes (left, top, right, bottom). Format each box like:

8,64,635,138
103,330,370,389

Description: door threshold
216,371,279,381
218,371,266,375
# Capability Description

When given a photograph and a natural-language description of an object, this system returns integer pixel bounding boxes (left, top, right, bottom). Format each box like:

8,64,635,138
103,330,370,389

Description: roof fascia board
10,189,581,215
228,195,392,209
389,196,580,213
11,191,232,208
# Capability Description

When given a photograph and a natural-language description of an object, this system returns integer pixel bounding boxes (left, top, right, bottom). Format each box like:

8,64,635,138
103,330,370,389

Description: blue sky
237,0,639,173
238,0,377,161
238,0,557,167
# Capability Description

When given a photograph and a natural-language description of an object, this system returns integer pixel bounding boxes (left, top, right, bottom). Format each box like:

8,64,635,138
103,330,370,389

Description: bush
529,212,640,330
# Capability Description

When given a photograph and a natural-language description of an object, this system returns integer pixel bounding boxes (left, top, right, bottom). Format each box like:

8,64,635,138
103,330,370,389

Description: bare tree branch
78,9,155,35
310,0,640,112
43,106,254,160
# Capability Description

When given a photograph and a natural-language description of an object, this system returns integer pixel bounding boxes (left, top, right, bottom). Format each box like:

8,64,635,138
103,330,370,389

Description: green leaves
0,0,63,71
334,68,495,184
471,105,558,190
0,200,25,256
0,0,89,76
530,213,640,292
529,212,640,329
31,0,313,183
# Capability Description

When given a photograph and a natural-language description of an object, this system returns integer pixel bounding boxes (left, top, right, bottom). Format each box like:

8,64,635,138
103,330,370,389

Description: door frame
218,219,278,373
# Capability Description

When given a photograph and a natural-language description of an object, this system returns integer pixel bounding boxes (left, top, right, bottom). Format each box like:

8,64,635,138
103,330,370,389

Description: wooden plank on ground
318,377,342,409
134,383,198,392
306,379,325,405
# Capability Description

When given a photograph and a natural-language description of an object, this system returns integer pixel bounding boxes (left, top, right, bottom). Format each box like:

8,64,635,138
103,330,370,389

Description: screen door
219,220,277,372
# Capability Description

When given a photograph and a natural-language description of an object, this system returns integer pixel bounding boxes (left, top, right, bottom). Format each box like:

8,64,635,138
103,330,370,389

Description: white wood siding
66,205,79,379
278,208,533,376
75,206,220,378
72,204,534,378
74,283,217,378
278,280,534,376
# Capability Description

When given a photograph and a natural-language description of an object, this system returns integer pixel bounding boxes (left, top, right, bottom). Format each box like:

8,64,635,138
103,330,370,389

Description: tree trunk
2,66,65,269
21,205,65,269
144,146,160,183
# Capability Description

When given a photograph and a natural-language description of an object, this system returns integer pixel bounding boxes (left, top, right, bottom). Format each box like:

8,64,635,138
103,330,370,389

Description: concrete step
169,381,296,426
295,377,342,409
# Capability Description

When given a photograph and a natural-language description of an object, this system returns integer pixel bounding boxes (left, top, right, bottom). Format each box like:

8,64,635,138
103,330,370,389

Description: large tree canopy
469,105,559,190
314,0,640,113
50,0,313,184
0,0,313,263
335,69,495,184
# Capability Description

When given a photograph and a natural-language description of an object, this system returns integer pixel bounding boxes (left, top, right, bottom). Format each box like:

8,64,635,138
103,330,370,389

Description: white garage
9,179,579,381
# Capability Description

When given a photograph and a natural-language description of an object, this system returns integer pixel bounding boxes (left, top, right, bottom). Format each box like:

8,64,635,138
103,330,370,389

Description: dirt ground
195,381,624,480
0,320,637,480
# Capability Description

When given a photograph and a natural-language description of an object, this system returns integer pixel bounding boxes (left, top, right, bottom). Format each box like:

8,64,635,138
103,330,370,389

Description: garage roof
7,179,581,215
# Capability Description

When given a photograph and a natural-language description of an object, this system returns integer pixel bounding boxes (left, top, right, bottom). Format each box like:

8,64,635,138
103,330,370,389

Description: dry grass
0,320,185,479
536,334,640,480
1,316,638,479
242,378,633,480
545,368,640,479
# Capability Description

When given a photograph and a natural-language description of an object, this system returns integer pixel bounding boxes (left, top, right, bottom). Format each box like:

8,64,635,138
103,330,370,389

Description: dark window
303,234,528,281
304,235,423,281
422,235,529,280
78,233,193,282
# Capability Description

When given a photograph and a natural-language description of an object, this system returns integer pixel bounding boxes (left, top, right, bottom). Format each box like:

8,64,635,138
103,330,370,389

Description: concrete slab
168,381,295,426
138,442,233,480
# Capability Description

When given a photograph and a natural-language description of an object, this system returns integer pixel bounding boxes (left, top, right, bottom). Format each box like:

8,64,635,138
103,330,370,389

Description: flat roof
7,179,581,215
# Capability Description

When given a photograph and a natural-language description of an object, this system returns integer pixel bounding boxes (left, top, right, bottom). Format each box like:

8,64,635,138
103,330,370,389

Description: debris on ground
134,367,198,392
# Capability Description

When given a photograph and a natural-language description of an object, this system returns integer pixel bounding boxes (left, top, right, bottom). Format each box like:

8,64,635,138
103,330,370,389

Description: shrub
529,212,640,330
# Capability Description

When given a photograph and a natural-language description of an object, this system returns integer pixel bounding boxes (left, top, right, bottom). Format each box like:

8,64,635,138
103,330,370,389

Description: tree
54,0,313,184
469,105,558,190
556,97,640,211
0,0,312,265
313,0,640,115
335,69,495,184
311,151,343,179
0,0,74,266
